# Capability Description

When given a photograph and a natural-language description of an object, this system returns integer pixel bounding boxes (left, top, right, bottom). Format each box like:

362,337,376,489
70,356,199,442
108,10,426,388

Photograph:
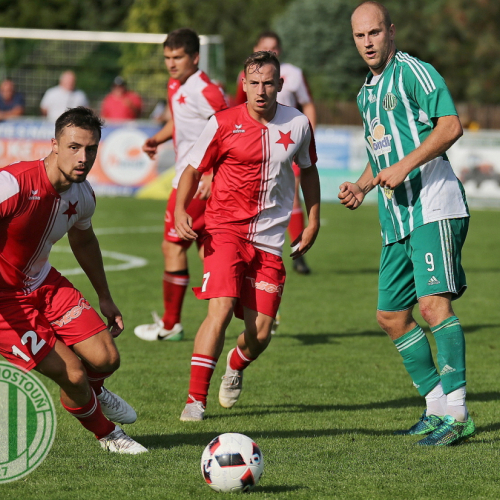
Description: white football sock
446,386,468,422
425,381,447,417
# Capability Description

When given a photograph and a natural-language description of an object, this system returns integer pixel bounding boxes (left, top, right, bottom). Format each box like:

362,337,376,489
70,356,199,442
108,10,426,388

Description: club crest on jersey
232,124,245,134
368,118,392,157
382,92,398,111
384,187,394,200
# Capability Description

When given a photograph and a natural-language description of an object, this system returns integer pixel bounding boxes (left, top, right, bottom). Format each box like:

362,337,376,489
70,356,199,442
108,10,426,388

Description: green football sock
431,316,466,394
393,325,441,397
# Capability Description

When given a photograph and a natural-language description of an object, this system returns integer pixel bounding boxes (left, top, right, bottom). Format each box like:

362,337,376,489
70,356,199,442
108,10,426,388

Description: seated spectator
0,78,25,120
40,70,89,121
101,76,142,120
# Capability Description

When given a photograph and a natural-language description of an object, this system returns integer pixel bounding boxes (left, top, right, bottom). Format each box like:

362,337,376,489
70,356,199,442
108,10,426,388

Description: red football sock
162,270,189,330
186,354,218,407
288,207,305,242
83,364,113,396
61,389,115,439
229,346,256,371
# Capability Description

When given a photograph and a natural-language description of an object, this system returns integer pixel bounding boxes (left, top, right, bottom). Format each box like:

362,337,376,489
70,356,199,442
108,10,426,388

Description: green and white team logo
382,92,398,111
0,361,56,483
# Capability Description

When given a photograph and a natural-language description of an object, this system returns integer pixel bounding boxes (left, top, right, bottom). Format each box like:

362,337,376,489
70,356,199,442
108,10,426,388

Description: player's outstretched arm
68,226,124,337
338,162,374,210
142,119,174,159
175,165,202,241
291,164,320,258
373,115,463,190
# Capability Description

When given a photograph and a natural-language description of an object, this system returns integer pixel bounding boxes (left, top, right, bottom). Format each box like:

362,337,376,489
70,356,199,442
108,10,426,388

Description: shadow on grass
136,427,395,450
134,391,500,449
282,330,386,345
333,268,379,275
463,323,500,334
258,485,305,493
280,324,499,345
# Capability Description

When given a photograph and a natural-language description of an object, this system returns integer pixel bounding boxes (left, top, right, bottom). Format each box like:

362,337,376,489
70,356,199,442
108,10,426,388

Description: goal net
0,27,225,118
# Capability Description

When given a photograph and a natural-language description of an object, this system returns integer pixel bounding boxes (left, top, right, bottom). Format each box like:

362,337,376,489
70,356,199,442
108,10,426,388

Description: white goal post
0,27,225,117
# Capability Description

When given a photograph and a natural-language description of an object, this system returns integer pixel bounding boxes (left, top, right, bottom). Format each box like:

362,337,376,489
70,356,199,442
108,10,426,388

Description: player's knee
99,349,121,373
376,310,407,336
63,364,88,392
376,310,392,332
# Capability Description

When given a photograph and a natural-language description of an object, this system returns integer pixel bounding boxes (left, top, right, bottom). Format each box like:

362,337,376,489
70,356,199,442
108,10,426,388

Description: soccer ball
201,433,264,493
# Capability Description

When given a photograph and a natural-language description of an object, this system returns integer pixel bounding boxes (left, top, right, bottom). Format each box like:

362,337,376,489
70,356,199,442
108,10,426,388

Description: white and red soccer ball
201,433,264,493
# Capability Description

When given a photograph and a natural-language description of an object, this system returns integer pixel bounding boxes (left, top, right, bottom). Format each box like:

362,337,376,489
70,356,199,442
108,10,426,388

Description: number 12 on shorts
202,272,211,292
12,331,46,363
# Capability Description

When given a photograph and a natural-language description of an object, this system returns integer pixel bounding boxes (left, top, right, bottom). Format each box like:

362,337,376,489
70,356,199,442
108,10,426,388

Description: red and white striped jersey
187,103,317,256
235,63,313,108
0,159,95,294
168,70,227,188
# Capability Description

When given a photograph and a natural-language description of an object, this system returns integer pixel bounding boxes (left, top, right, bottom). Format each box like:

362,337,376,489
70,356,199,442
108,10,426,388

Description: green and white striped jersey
357,50,469,246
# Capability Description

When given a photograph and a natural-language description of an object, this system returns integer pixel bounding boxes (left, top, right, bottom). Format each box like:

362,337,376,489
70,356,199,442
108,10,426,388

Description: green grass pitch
2,198,500,499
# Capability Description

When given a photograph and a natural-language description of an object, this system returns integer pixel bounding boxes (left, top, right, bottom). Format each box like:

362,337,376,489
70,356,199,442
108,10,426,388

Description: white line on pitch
51,247,148,275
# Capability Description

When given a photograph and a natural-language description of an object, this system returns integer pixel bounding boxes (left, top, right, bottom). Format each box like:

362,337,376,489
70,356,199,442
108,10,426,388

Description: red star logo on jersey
63,201,79,220
177,94,187,105
276,130,295,151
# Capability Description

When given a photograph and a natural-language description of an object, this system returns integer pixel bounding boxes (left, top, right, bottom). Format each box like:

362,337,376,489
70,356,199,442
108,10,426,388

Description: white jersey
168,70,227,188
188,104,317,256
278,63,313,108
0,159,95,293
40,86,89,122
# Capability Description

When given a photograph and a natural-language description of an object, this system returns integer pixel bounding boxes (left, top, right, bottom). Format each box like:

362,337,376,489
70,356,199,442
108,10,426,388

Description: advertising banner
2,120,500,203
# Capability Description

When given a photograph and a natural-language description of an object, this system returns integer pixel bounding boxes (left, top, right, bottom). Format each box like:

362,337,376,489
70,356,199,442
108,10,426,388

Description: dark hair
244,51,281,77
55,106,104,140
163,28,200,56
256,30,281,49
353,1,392,29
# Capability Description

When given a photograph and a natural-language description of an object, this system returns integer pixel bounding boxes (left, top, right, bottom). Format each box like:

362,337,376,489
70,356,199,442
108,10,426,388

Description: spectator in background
0,78,25,120
40,70,89,122
100,76,142,121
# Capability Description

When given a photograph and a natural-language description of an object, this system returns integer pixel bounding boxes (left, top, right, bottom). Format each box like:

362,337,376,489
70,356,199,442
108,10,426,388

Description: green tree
123,0,293,94
274,0,366,101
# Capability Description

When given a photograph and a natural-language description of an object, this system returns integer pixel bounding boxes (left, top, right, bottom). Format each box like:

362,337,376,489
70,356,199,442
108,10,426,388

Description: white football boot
180,395,205,421
219,348,243,409
99,426,148,454
134,312,184,341
97,387,137,424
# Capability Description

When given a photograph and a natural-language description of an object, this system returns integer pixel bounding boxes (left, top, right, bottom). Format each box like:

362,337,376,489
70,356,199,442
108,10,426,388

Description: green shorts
378,218,469,312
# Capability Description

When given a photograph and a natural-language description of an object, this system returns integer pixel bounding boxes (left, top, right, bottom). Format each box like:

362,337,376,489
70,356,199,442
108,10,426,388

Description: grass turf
2,199,500,499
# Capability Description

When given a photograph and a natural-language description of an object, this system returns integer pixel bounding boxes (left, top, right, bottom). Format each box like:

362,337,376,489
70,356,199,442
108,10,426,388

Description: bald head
59,71,76,91
352,1,392,30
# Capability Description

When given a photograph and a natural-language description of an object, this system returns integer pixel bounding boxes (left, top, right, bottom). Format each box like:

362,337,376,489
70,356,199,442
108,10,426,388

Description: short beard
60,169,87,184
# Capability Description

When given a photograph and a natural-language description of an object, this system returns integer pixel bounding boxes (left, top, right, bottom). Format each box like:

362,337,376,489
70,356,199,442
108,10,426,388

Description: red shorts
0,268,107,372
292,162,301,177
164,188,207,248
193,232,286,320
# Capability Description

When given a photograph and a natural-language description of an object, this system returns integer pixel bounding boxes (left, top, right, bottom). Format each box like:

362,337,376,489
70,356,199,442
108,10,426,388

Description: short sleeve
294,121,317,169
199,84,227,120
0,171,20,217
187,115,221,174
294,70,313,107
402,61,457,121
